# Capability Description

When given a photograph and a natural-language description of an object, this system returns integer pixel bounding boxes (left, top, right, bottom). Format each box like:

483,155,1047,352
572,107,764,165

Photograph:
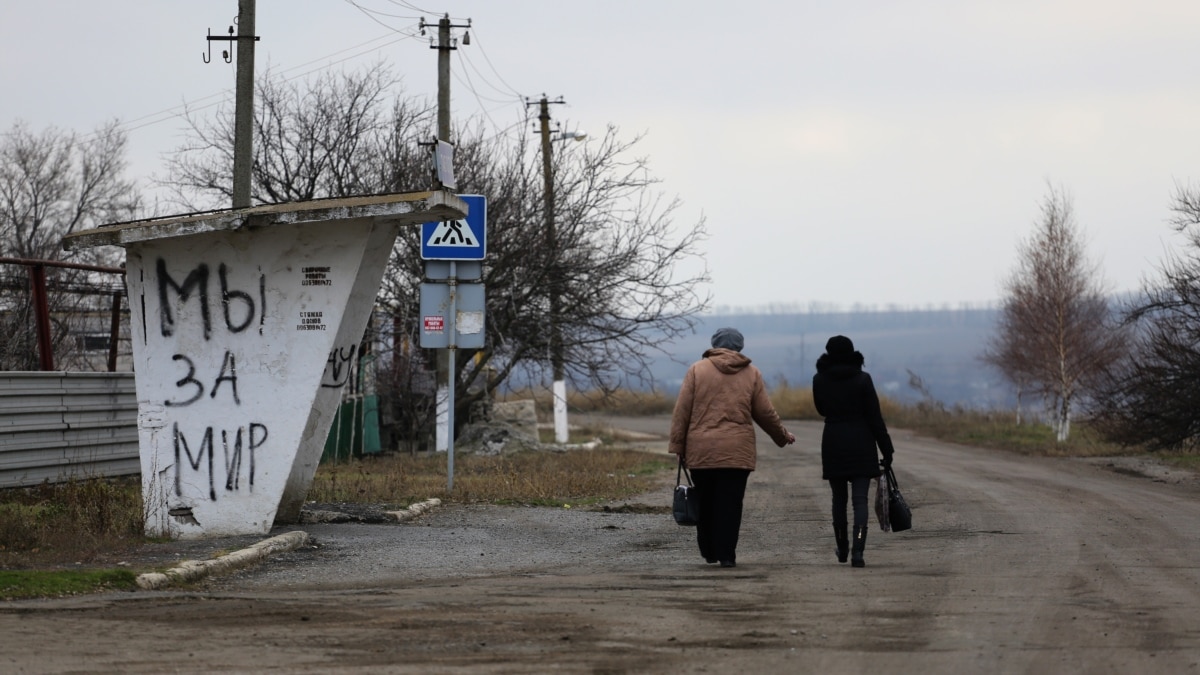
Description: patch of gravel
202,491,680,589
299,502,405,524
1079,455,1197,485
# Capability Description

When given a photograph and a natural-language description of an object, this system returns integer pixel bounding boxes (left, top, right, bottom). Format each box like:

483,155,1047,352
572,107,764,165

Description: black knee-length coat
811,351,895,480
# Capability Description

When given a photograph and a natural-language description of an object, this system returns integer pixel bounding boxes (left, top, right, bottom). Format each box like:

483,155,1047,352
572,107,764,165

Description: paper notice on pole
457,311,484,335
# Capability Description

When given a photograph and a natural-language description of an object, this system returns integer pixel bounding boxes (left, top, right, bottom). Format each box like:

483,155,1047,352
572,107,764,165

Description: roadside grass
525,383,1150,458
508,382,820,420
0,476,148,599
308,446,673,508
0,568,139,600
884,402,1142,457
1158,451,1200,472
0,476,145,571
504,386,677,417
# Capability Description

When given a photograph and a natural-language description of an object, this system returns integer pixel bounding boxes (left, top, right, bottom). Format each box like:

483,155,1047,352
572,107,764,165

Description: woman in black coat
812,335,895,568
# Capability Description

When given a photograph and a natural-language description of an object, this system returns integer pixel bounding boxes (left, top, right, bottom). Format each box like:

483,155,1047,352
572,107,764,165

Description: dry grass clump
308,447,673,507
767,381,820,420
885,402,1135,457
503,382,822,420
0,476,144,569
500,387,676,418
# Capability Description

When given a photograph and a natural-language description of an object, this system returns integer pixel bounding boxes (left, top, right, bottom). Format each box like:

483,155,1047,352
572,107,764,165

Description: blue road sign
421,194,486,260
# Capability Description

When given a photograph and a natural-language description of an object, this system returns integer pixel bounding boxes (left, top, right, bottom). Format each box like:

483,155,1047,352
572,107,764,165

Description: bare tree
0,120,140,370
1090,183,1200,450
162,63,433,209
982,184,1126,441
163,65,710,441
0,120,139,262
384,123,710,424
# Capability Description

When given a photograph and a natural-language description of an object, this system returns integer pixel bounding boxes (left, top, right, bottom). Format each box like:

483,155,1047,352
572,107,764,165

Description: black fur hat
826,335,854,356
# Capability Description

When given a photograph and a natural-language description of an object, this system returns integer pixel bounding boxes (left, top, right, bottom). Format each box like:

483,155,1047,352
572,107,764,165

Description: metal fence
0,372,138,489
0,256,128,373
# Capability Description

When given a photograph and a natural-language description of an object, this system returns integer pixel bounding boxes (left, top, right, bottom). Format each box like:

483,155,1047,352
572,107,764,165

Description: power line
344,0,422,28
452,56,519,132
79,4,551,164
458,49,521,102
380,0,440,16
94,31,416,141
462,30,522,99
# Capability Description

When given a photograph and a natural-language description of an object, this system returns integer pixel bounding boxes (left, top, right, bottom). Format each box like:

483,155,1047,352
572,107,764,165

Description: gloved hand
881,455,893,469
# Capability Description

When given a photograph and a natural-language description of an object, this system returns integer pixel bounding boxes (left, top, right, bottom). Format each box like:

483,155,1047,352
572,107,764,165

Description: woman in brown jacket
669,327,795,568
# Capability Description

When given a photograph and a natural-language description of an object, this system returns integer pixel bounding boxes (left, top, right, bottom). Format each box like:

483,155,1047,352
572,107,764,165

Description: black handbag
672,459,700,526
885,466,912,532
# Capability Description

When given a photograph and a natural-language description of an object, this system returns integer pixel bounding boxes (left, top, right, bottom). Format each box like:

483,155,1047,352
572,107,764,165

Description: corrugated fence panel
0,372,139,489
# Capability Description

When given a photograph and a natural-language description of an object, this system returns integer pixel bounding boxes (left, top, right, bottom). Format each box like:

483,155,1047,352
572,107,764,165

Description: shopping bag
885,466,912,532
874,475,890,532
672,459,700,526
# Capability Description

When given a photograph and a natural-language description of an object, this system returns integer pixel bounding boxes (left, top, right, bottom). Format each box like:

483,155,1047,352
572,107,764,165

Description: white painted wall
126,219,386,538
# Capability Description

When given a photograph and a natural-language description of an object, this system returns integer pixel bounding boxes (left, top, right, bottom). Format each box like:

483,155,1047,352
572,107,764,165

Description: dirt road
4,418,1200,674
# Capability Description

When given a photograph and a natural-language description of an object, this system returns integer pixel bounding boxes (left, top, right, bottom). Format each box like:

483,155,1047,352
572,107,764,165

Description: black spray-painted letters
165,351,241,407
174,422,268,501
158,258,266,340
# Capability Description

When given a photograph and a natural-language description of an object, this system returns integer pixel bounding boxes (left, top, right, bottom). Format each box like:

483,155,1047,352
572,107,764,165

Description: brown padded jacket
668,348,791,470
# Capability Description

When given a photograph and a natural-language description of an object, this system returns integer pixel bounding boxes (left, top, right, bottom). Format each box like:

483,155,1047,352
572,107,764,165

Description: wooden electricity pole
203,0,260,209
528,95,569,443
232,0,257,209
422,13,470,455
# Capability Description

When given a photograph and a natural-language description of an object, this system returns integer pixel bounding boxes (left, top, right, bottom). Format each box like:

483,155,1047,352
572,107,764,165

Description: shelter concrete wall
127,220,384,537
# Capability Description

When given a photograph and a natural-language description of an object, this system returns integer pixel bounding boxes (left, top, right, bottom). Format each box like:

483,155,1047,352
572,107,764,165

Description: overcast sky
5,1,1200,311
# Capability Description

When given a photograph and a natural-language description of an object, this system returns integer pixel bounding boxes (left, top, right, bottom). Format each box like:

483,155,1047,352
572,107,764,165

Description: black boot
833,523,849,563
851,525,867,568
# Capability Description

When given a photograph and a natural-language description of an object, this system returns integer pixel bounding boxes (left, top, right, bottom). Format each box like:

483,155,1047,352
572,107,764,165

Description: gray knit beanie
711,327,745,352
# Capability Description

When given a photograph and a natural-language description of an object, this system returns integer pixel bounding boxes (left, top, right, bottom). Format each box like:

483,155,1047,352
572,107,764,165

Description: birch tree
983,185,1126,441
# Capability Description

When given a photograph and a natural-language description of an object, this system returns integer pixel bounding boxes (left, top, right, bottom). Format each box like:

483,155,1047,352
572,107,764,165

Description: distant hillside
644,307,1010,408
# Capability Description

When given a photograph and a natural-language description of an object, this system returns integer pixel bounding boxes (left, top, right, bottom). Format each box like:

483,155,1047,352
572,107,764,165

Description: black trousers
829,477,873,530
690,468,751,563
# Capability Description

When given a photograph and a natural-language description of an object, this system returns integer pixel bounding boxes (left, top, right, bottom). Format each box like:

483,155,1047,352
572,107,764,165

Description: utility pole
421,13,470,459
204,0,260,209
529,95,569,444
232,0,256,208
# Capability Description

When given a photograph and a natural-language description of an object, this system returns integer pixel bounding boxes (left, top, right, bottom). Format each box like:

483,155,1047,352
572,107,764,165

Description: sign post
420,194,486,491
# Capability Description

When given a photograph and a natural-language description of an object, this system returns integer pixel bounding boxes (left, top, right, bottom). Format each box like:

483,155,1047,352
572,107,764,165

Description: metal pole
447,260,457,492
0,257,124,275
30,264,54,371
107,291,122,372
232,0,256,209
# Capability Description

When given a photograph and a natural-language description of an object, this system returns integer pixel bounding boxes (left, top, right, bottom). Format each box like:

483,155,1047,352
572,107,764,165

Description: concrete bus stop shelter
63,191,466,539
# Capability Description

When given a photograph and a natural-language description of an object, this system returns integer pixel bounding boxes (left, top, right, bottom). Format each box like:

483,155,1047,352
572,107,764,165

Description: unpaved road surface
4,418,1200,674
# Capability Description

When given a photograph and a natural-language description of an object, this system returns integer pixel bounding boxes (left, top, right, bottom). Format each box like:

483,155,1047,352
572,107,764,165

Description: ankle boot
851,525,867,568
833,523,849,563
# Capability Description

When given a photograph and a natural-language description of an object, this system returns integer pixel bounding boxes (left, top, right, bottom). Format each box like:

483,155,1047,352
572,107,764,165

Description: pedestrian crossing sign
421,194,486,260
